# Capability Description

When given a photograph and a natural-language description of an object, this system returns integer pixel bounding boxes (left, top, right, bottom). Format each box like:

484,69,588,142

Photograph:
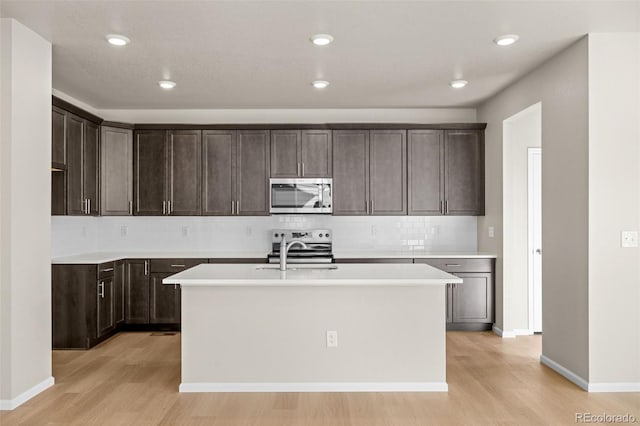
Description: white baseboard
0,376,55,410
539,355,588,391
588,382,640,392
493,326,534,338
179,381,448,393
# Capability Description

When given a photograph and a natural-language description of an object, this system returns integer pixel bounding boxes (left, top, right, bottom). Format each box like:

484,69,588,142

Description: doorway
528,148,542,333
502,102,542,336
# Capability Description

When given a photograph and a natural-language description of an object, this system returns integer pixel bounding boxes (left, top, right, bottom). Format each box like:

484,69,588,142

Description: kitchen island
163,263,462,393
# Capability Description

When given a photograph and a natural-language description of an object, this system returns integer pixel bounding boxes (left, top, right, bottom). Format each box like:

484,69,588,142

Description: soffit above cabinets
2,1,638,109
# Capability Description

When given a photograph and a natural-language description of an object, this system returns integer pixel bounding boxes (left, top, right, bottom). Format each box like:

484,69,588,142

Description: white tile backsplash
51,215,477,257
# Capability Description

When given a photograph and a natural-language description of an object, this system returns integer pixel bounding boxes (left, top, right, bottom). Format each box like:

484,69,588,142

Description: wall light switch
621,231,638,248
246,226,252,236
181,226,189,237
488,226,495,238
120,226,128,237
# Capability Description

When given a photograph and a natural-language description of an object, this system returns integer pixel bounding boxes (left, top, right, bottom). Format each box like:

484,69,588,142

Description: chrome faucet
280,234,308,271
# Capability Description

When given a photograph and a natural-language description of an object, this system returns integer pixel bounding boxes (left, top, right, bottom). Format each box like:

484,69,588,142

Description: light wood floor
2,331,638,425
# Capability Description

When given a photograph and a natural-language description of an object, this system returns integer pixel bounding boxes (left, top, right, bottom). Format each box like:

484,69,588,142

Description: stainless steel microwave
269,178,333,214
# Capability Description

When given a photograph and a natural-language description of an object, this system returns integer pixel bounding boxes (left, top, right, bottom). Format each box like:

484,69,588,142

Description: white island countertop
163,263,462,286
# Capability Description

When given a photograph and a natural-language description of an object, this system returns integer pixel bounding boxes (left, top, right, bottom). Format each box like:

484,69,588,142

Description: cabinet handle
440,200,444,214
445,200,449,214
302,163,305,176
236,200,240,215
162,201,166,215
170,264,186,268
88,199,91,214
144,260,148,276
168,200,172,215
99,282,105,298
100,268,114,272
446,264,461,267
297,163,300,176
83,199,88,214
129,200,133,215
369,199,373,214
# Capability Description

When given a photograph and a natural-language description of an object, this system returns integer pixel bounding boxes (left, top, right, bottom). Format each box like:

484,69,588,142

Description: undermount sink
256,264,338,271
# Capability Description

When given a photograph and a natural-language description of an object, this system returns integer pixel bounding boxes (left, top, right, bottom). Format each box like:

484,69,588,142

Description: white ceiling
1,1,638,109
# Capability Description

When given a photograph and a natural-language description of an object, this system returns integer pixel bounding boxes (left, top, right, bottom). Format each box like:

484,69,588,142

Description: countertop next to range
51,251,497,264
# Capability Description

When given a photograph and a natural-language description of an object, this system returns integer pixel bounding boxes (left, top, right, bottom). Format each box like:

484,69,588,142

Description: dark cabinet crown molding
52,96,103,125
133,123,487,131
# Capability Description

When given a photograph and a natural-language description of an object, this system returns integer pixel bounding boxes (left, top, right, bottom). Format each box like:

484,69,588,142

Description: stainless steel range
268,229,333,264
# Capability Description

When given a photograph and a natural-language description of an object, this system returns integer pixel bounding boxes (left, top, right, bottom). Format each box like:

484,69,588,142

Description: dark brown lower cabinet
412,258,495,331
150,273,181,324
52,263,118,349
97,275,115,338
125,259,150,324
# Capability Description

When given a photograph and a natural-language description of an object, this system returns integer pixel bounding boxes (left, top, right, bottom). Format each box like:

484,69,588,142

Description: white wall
478,38,590,380
51,215,478,258
502,104,541,333
587,33,640,387
52,89,477,124
0,19,53,408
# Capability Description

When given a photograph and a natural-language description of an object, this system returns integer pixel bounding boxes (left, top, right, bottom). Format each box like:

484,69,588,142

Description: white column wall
0,18,53,408
587,33,640,388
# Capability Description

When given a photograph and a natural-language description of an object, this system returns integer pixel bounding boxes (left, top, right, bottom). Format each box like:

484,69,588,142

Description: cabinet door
444,130,484,215
66,114,85,215
101,126,133,215
52,106,66,166
52,265,96,349
168,130,201,215
134,131,166,215
114,261,126,326
408,130,444,215
84,121,100,215
236,130,270,215
452,273,493,323
270,130,300,177
301,130,332,177
150,273,181,324
369,130,406,215
97,276,115,338
202,130,236,215
125,260,149,324
332,130,369,215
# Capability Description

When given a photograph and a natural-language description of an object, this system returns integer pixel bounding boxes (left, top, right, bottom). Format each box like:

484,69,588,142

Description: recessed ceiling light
312,80,330,89
310,34,334,46
493,34,519,46
105,34,130,46
158,80,176,89
450,80,468,89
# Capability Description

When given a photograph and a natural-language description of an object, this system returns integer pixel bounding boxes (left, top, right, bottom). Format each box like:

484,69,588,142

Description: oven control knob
274,233,279,238
325,233,330,238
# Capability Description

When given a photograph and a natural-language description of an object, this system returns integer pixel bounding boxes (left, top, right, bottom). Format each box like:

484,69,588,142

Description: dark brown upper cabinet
408,130,444,215
408,129,484,216
332,130,369,215
51,107,67,215
270,130,332,178
101,126,133,216
369,130,407,215
52,106,66,168
202,130,270,216
333,130,406,215
444,130,485,215
134,130,202,216
202,130,236,215
66,113,99,215
237,130,270,215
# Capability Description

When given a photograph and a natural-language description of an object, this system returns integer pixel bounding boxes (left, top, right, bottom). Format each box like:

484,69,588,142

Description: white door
528,148,542,333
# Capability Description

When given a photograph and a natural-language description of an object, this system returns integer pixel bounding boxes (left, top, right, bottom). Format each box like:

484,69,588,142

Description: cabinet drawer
98,262,116,278
415,258,493,273
209,258,267,264
335,258,413,264
149,259,206,273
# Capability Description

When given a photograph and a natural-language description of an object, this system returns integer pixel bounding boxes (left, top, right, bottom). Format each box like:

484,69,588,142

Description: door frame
527,147,542,334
